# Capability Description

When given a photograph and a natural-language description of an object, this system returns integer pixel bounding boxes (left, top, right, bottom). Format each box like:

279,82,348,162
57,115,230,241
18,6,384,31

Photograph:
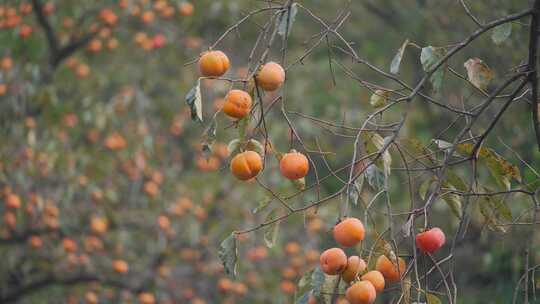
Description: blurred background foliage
0,0,539,303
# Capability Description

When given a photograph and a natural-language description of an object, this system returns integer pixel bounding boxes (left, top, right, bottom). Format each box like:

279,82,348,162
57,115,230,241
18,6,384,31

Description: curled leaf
370,89,390,108
277,3,298,37
185,79,203,122
464,58,493,91
420,46,447,92
218,233,238,278
390,39,409,74
492,23,512,45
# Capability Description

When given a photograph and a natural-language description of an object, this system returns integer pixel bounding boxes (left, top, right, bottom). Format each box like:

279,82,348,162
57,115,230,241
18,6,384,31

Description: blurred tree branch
31,0,103,70
528,0,540,151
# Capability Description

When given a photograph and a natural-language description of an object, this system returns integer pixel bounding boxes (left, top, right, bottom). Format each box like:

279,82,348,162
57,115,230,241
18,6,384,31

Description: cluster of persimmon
278,242,321,295
0,55,13,96
0,2,54,38
318,218,407,304
197,50,312,183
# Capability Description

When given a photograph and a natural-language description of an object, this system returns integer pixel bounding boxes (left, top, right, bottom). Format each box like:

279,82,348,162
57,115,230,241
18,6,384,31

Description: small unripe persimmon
319,247,347,275
199,50,230,77
416,227,446,254
256,62,285,91
346,281,377,304
230,151,262,180
279,151,309,180
341,255,367,283
223,90,252,119
375,255,406,283
333,217,365,247
361,270,385,293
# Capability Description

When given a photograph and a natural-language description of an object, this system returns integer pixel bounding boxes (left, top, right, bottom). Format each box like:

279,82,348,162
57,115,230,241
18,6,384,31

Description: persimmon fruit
279,151,309,180
342,255,367,283
375,255,406,283
256,62,285,91
113,259,129,273
199,50,230,77
230,151,262,180
345,281,377,304
223,89,252,119
416,227,446,254
361,270,385,293
319,247,347,275
333,217,365,247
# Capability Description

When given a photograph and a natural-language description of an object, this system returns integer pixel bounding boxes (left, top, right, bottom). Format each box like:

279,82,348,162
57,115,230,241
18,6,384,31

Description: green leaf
298,269,314,289
419,178,432,201
426,293,442,304
311,267,326,297
420,46,447,92
296,292,311,304
252,197,272,214
185,79,203,122
446,170,468,192
363,133,392,176
440,183,462,218
278,3,298,37
218,233,238,278
264,209,280,248
295,269,315,304
456,143,521,190
264,222,280,248
464,58,493,91
370,89,390,108
479,196,507,233
365,164,384,191
349,175,364,206
201,115,218,157
390,39,409,74
491,197,512,221
237,116,248,139
491,23,512,45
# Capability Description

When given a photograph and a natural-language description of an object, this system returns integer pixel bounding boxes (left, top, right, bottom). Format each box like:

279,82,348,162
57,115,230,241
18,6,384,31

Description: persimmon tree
185,1,540,303
0,1,539,304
